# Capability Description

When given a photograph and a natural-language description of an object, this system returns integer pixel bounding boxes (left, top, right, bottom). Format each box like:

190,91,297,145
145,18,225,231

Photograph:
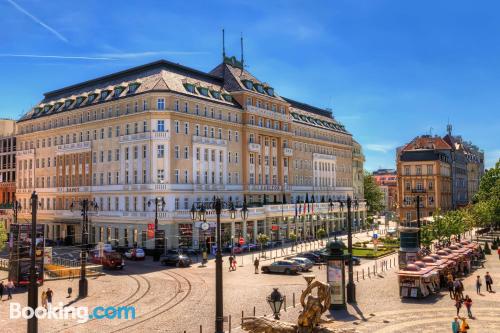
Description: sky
0,0,499,170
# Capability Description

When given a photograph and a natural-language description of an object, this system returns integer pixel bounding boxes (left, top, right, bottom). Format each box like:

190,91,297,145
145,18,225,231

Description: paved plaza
1,233,499,333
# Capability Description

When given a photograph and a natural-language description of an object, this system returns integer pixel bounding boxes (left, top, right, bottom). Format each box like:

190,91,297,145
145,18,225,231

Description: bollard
368,267,370,277
293,292,296,307
229,316,232,333
284,296,287,311
363,268,365,280
200,325,202,333
356,271,359,282
253,306,256,316
241,311,244,325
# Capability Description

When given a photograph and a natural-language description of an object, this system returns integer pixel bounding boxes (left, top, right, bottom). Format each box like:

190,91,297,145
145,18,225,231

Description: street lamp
70,198,98,298
328,199,334,241
27,191,39,333
192,197,236,333
353,198,359,232
12,199,21,224
148,197,166,261
267,288,284,320
346,196,356,303
415,195,421,248
240,196,249,221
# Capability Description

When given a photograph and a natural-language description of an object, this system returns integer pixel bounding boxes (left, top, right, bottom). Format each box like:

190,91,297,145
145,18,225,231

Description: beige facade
15,59,366,248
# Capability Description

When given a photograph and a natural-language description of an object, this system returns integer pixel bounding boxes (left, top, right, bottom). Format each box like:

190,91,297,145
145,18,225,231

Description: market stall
397,264,437,298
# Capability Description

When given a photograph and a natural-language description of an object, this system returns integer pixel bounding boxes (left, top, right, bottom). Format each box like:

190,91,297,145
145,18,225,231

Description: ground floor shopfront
26,203,367,250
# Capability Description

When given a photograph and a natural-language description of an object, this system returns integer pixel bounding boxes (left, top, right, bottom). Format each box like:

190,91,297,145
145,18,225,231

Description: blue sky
1,0,499,170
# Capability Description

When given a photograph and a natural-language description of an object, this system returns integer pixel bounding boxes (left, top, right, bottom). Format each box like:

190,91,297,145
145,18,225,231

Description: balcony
120,132,151,143
248,184,282,192
194,184,225,191
411,188,426,193
56,141,91,155
283,147,293,156
248,142,261,153
16,149,35,157
247,105,291,122
192,136,227,146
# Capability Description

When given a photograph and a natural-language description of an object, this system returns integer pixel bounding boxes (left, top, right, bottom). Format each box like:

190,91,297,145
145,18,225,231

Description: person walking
454,296,462,317
6,280,14,300
451,317,460,333
0,281,4,301
254,257,260,274
67,286,73,298
458,279,465,300
228,256,234,272
463,295,473,318
448,278,455,299
497,247,500,260
485,272,493,292
41,290,48,309
231,257,237,271
46,288,54,306
476,276,482,294
459,317,470,332
453,279,462,300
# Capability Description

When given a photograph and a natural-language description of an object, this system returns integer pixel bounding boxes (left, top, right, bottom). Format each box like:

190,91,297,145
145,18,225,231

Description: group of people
40,288,54,308
475,272,494,294
0,280,15,300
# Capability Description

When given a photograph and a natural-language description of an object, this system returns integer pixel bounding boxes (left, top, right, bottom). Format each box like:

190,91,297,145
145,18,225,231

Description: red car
89,250,125,269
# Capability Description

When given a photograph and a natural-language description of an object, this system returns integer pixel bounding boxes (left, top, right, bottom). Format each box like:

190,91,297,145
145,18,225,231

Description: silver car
289,257,314,272
261,260,299,275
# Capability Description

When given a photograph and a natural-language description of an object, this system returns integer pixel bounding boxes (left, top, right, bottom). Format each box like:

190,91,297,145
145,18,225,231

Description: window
157,145,164,158
427,165,433,175
184,102,189,112
196,148,200,160
218,128,222,139
195,124,200,136
404,166,410,175
143,100,148,111
416,165,422,175
175,100,179,111
157,169,165,183
183,170,188,183
184,122,189,135
228,130,232,141
184,146,189,159
428,181,433,190
157,120,165,132
405,182,411,191
175,121,179,133
174,146,180,159
235,131,239,142
174,170,179,183
250,154,255,164
157,98,165,110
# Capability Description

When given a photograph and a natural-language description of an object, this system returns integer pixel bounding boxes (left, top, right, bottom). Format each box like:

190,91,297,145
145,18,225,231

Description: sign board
327,259,345,306
373,233,378,239
147,223,155,239
43,247,52,265
239,237,245,245
271,225,279,231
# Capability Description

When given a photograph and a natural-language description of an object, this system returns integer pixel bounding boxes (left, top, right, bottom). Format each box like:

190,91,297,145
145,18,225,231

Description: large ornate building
15,57,366,249
0,119,16,206
372,169,397,214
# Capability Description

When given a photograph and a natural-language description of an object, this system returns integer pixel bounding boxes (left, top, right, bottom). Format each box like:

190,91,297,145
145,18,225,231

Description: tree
0,222,7,252
420,224,434,248
473,160,500,228
363,171,384,214
288,232,297,251
316,228,326,239
257,233,269,255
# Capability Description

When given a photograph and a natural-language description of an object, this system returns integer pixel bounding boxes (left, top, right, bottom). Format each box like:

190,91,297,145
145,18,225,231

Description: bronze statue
242,281,356,333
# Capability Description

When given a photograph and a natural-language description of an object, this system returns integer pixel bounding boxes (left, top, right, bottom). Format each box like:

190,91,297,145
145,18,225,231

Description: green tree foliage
473,160,500,227
0,222,7,251
420,224,434,247
363,171,384,214
257,233,269,254
316,228,326,239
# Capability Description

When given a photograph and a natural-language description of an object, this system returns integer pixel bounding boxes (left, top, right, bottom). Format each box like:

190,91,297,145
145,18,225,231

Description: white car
289,257,314,272
124,248,145,260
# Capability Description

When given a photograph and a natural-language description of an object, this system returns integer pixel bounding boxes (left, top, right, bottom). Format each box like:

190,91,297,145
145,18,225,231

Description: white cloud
364,143,397,154
0,54,113,60
97,50,209,59
6,0,68,43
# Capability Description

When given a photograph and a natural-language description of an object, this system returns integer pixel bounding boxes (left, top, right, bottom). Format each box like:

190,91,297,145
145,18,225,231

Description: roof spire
447,121,452,136
222,29,226,60
240,32,244,69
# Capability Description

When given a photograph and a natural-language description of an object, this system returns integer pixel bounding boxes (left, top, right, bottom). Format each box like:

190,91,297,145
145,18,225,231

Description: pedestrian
46,288,53,305
459,317,470,332
67,286,72,298
458,279,465,300
454,297,462,317
476,276,482,294
232,257,237,271
485,272,493,292
0,280,4,301
228,256,234,272
254,257,260,274
6,280,14,300
453,279,462,300
41,290,48,309
448,279,455,299
451,317,460,333
498,247,500,260
463,295,473,318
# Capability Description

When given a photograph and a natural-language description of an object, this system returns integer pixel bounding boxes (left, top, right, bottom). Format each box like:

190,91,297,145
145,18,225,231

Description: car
261,260,299,275
124,248,145,261
289,257,314,272
296,252,322,263
160,253,192,267
89,250,125,269
346,256,361,266
44,239,57,247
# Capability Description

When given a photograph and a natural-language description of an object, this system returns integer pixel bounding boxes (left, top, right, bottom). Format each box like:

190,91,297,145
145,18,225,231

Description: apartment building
15,57,366,248
0,119,16,206
372,169,397,213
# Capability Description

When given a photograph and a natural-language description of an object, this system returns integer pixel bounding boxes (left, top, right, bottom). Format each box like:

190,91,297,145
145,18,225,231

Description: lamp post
12,199,21,224
27,191,38,333
338,200,344,233
346,196,356,303
328,199,334,241
70,199,98,298
267,288,284,320
192,197,236,333
415,195,421,248
148,197,166,261
353,198,359,233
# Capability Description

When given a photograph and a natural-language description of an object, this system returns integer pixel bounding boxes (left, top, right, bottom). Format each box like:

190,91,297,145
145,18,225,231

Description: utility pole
79,199,89,298
416,195,421,248
346,196,356,303
27,191,38,333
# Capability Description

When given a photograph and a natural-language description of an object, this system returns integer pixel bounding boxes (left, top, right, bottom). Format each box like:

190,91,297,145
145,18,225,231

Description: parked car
44,239,57,247
160,253,192,267
346,256,361,266
261,260,299,275
296,252,322,264
289,257,314,272
124,248,145,261
89,250,125,269
241,243,258,251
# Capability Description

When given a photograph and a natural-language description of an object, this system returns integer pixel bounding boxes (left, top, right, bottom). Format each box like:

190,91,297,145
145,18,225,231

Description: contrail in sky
0,54,113,60
6,0,69,43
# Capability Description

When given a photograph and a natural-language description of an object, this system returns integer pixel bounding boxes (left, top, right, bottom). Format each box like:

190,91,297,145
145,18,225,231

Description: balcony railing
247,105,291,122
248,142,261,152
56,141,91,154
411,188,426,193
248,184,282,192
283,147,293,156
192,136,227,146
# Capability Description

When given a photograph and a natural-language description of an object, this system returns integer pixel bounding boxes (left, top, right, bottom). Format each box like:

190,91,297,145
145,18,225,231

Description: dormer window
222,94,233,102
128,82,140,94
100,90,109,101
255,84,265,93
242,80,253,90
75,96,85,107
64,99,73,108
53,102,62,112
184,83,196,93
114,86,124,98
87,93,97,104
266,87,274,96
197,87,209,96
34,107,42,115
210,90,221,99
